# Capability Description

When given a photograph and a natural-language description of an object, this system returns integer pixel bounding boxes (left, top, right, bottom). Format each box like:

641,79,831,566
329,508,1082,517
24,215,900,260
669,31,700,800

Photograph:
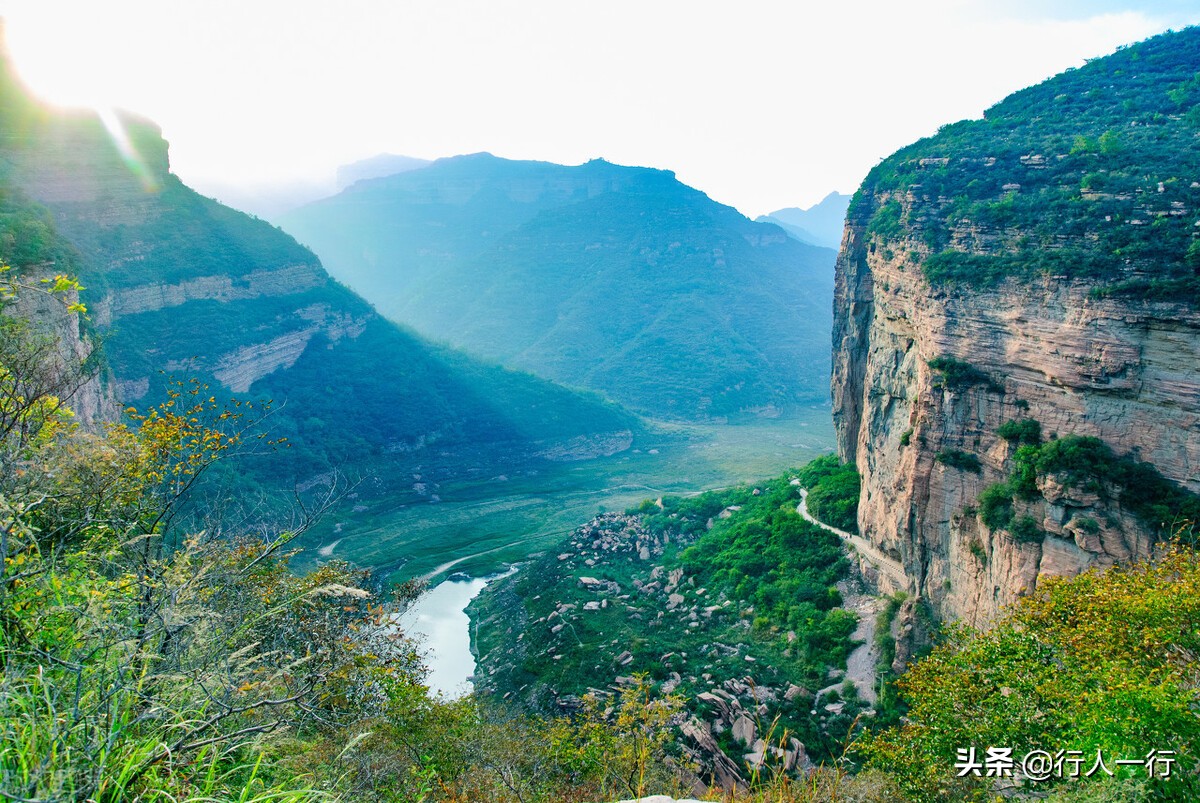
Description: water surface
400,569,515,697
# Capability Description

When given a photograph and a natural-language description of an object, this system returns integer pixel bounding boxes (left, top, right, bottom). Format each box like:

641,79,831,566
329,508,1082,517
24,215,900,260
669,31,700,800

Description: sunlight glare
1,8,124,112
96,107,159,193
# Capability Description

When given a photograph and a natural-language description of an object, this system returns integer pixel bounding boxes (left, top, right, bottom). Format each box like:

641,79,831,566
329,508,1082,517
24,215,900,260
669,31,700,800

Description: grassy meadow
291,409,835,581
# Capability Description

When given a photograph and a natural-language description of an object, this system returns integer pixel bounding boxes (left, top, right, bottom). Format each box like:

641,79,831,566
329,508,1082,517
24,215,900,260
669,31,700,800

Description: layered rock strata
833,216,1200,624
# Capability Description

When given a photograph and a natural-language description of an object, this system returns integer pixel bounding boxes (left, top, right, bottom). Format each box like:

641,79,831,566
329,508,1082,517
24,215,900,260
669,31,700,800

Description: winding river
399,568,515,697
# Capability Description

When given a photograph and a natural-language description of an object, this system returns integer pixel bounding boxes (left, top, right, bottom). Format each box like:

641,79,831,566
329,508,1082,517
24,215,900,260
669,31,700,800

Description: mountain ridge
0,59,640,497
282,153,836,421
757,191,851,249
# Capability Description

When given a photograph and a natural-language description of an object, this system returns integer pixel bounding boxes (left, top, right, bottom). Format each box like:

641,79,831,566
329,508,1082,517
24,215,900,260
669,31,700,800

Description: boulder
731,714,756,747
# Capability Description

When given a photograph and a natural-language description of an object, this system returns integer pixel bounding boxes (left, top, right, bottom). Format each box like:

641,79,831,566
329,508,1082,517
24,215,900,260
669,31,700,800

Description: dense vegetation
794,454,860,533
854,27,1200,304
978,426,1200,538
669,478,854,660
281,153,836,420
865,544,1200,802
473,465,872,775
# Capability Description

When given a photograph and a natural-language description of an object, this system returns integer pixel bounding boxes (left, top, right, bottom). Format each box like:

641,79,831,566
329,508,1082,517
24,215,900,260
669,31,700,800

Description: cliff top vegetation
854,26,1200,304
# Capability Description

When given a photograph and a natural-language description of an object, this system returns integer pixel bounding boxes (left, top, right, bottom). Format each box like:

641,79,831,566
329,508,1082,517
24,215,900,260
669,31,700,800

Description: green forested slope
853,25,1200,302
281,154,835,420
0,61,638,492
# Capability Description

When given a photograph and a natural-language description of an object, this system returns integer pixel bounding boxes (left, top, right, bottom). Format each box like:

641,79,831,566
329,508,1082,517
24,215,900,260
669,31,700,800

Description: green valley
292,412,836,581
5,11,1200,803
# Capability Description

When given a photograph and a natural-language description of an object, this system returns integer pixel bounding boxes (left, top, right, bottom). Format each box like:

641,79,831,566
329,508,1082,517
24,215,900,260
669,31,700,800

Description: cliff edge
832,27,1200,625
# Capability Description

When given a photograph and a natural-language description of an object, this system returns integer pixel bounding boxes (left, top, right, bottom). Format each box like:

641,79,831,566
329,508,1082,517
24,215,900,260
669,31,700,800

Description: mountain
280,154,836,421
335,153,432,190
831,27,1200,625
0,55,637,496
757,191,851,249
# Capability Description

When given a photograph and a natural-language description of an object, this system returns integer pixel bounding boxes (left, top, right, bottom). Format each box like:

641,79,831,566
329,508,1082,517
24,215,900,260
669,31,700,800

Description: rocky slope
832,27,1200,626
469,472,878,788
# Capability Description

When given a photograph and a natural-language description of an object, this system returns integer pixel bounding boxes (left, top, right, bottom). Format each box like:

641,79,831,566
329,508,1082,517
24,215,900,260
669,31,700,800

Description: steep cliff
833,28,1200,625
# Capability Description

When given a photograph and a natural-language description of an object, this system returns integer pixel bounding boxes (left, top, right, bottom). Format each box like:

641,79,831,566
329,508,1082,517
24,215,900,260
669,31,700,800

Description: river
399,568,516,698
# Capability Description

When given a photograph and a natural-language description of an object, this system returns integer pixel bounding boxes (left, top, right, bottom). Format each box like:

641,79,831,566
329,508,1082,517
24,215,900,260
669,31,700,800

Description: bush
978,484,1015,530
863,544,1200,801
1010,514,1044,543
997,418,1042,446
928,356,1003,393
935,449,982,473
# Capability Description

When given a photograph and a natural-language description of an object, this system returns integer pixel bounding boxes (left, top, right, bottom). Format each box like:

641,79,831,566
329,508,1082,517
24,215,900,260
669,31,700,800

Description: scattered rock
732,714,756,747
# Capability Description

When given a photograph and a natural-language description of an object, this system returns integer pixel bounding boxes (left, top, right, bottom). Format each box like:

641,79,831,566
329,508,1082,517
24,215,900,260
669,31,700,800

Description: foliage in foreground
0,281,693,802
862,543,1200,802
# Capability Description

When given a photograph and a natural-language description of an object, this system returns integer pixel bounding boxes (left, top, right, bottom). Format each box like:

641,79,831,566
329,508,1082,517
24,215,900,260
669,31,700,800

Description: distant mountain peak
280,154,835,421
757,191,851,249
335,152,433,190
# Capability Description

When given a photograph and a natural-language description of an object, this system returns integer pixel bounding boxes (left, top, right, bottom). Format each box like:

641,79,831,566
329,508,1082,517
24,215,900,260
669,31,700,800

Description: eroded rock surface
833,208,1200,625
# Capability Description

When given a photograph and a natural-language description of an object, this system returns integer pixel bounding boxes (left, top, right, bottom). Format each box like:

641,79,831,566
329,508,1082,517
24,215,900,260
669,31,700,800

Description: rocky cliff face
10,273,118,428
832,28,1200,625
833,215,1200,624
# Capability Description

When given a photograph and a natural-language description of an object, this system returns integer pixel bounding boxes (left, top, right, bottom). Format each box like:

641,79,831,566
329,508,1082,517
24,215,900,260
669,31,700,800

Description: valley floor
295,412,835,582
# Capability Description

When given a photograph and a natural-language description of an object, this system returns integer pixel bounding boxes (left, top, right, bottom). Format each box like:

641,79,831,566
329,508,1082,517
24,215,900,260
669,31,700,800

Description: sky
1,1,1198,218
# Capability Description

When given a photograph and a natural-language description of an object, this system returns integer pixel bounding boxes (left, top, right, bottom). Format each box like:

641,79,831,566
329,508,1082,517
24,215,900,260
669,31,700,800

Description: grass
291,410,836,582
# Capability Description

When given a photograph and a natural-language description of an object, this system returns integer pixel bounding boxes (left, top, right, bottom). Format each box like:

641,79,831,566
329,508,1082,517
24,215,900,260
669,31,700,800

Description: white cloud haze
1,1,1197,215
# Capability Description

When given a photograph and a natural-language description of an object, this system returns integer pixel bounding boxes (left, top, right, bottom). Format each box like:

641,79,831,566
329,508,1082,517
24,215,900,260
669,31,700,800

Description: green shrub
1010,514,1044,543
978,484,1015,530
935,449,982,473
996,418,1042,446
928,356,1004,393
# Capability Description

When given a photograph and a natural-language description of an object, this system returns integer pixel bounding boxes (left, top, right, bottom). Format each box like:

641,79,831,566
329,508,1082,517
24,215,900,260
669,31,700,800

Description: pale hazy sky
2,1,1199,216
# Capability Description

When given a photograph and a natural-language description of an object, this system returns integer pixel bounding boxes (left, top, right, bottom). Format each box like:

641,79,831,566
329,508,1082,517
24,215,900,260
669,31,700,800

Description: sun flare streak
96,107,158,193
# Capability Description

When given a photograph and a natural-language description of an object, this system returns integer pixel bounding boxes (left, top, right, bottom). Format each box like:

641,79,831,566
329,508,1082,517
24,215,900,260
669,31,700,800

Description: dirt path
797,489,908,590
798,488,905,707
844,584,884,703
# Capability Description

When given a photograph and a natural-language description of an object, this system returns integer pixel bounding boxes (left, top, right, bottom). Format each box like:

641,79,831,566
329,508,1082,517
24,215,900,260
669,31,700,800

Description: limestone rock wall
10,273,117,428
832,206,1200,624
91,264,326,326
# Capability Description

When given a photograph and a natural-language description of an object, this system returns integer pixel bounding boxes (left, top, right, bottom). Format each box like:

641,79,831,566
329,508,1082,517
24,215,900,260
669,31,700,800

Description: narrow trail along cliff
797,488,907,591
